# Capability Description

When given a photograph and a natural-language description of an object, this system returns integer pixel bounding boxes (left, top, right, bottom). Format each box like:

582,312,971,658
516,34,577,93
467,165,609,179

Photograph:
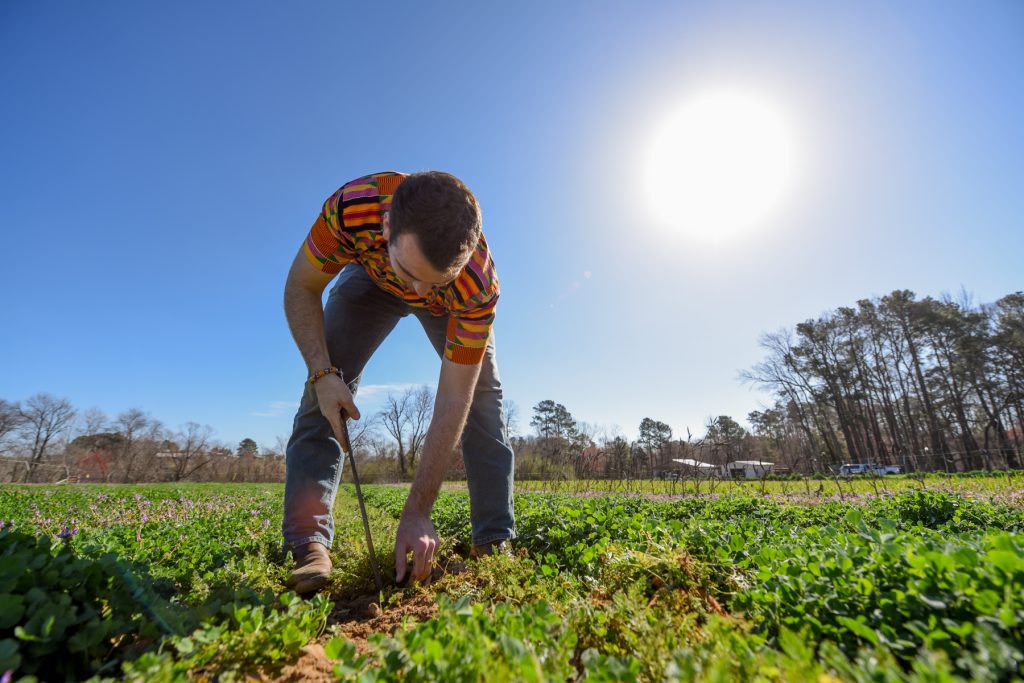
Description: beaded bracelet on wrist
307,367,342,384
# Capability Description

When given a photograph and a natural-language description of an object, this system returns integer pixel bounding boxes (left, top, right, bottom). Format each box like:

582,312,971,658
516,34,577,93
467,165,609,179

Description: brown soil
269,591,440,682
332,554,472,651
331,589,439,654
272,554,470,681
282,557,468,679
273,643,336,683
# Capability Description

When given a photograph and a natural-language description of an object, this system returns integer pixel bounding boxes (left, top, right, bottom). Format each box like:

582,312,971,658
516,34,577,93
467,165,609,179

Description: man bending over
282,170,515,593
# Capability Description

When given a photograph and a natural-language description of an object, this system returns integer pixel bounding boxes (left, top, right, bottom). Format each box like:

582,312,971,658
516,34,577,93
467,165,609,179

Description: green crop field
479,471,1024,502
2,478,1023,682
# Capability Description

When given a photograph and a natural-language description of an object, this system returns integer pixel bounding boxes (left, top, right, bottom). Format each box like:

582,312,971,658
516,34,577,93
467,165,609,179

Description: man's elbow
440,359,483,393
287,260,333,298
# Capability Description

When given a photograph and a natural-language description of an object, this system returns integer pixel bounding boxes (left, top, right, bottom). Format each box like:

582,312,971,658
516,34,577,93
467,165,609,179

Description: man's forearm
283,280,332,372
404,395,474,516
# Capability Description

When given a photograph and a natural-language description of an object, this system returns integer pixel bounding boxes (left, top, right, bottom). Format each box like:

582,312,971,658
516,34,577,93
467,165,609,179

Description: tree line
743,289,1023,473
0,386,442,485
486,289,1024,479
513,400,756,480
4,288,1020,484
0,396,284,484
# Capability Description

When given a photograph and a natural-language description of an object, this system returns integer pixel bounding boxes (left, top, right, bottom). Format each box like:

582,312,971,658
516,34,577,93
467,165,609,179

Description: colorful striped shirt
303,171,499,365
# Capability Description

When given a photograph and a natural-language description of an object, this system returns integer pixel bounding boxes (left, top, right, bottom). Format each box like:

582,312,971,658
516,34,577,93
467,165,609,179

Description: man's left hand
394,509,438,584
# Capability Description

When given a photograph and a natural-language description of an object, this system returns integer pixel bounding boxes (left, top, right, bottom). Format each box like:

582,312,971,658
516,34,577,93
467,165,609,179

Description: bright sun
644,88,799,242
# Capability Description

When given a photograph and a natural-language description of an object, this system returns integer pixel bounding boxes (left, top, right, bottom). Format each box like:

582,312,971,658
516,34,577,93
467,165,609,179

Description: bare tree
405,386,433,472
78,407,111,436
503,399,519,438
0,399,24,455
379,385,434,477
345,411,378,453
16,393,76,482
367,432,397,462
115,409,163,483
62,407,112,482
380,391,411,476
169,422,213,481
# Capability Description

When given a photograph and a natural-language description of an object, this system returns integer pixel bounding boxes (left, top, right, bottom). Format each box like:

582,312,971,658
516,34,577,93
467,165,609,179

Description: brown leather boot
470,539,513,559
287,542,332,594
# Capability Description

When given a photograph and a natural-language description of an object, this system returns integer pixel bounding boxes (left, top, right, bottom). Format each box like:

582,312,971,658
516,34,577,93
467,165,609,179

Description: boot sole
289,572,331,594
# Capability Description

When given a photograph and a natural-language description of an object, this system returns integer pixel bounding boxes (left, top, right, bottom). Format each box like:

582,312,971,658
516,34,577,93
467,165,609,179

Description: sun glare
644,88,799,242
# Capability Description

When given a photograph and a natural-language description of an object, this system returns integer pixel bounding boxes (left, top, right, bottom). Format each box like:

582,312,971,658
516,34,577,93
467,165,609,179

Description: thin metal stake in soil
340,414,384,592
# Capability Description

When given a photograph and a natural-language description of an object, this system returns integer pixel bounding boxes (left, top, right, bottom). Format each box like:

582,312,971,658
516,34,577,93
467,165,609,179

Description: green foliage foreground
0,482,1022,681
359,486,1024,682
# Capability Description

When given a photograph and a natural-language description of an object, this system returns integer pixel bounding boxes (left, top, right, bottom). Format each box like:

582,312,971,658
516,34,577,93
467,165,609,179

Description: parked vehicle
839,463,902,476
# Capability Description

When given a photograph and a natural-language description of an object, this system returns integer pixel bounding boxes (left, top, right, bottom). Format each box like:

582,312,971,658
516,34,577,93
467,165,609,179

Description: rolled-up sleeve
303,188,356,275
444,238,500,364
445,292,498,364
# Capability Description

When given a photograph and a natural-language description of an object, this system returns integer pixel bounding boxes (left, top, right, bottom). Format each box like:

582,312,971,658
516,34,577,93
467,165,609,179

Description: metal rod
340,414,384,592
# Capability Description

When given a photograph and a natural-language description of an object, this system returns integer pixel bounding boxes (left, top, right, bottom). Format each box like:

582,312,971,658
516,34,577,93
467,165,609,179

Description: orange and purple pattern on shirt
302,171,499,365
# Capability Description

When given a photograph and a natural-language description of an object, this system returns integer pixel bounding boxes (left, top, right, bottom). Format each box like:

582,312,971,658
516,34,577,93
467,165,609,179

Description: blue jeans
282,264,516,550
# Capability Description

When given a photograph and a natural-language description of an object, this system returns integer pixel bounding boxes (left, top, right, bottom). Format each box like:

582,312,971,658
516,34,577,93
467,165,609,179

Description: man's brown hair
388,171,482,274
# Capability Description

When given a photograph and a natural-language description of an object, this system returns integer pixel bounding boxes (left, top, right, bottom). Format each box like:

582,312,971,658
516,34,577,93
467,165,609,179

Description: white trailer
723,460,775,479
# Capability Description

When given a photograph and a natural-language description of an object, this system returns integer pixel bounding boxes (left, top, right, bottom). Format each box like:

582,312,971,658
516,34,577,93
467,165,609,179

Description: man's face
383,214,457,297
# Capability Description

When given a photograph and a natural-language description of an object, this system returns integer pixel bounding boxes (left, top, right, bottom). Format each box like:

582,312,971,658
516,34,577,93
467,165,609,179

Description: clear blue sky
2,1,1022,451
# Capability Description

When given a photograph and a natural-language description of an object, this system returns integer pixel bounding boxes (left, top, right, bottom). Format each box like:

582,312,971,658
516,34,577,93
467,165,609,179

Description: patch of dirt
270,580,454,682
330,590,439,654
270,553,476,679
322,553,470,655
273,643,336,683
268,585,446,682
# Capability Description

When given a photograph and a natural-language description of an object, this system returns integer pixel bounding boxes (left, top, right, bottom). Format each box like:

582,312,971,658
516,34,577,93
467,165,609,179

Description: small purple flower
3,669,13,683
57,526,79,540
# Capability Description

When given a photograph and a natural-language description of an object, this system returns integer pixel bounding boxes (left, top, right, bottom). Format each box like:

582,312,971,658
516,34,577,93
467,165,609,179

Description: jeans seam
473,533,514,547
285,534,331,551
320,454,344,544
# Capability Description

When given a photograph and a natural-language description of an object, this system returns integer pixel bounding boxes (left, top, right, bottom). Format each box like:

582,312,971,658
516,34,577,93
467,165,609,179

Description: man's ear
382,213,391,240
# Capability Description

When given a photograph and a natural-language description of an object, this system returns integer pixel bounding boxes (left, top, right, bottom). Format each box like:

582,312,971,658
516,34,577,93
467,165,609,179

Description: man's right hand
313,373,360,451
